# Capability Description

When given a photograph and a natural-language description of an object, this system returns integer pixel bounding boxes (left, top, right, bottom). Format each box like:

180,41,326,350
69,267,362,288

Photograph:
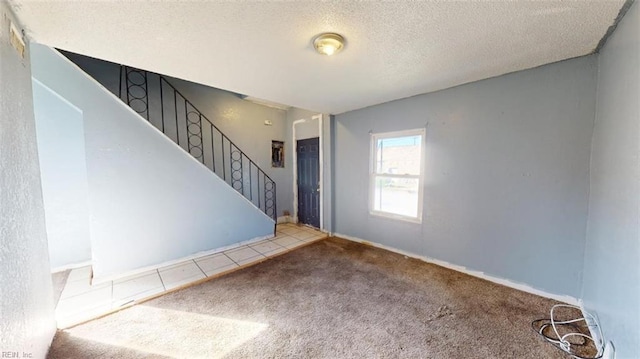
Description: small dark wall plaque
272,140,284,168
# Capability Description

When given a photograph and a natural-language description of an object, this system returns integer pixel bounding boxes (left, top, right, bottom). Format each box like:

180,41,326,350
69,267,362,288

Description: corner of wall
0,2,57,357
580,1,640,357
579,51,601,302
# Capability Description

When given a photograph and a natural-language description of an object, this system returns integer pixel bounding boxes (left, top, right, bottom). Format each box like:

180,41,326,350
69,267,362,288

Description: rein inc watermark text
2,352,33,358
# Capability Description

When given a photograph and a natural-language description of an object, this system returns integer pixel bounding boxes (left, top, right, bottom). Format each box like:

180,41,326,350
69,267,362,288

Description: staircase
116,65,277,221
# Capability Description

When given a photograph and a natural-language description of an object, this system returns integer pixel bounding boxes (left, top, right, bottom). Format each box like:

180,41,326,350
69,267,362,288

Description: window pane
376,135,422,175
373,176,419,218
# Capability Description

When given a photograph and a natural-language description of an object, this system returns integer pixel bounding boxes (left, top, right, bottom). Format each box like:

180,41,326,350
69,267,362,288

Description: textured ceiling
11,1,624,114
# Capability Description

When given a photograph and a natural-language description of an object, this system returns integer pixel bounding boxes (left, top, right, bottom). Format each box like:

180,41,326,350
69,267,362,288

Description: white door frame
292,114,323,230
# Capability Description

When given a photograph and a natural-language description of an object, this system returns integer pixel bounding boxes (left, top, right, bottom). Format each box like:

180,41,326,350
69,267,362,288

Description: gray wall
33,80,92,270
0,4,56,358
322,114,333,232
167,78,291,217
31,44,275,281
583,2,640,357
60,51,293,219
62,51,335,228
289,107,320,141
334,55,597,298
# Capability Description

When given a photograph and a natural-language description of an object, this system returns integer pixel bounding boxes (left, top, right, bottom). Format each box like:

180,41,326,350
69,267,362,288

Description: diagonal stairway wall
55,51,337,230
31,44,275,282
58,51,280,221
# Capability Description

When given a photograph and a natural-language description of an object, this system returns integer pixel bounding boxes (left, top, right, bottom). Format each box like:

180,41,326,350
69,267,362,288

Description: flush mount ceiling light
313,33,345,56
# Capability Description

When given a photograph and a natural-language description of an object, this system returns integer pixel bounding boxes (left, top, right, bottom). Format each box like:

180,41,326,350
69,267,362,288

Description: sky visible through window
378,135,421,148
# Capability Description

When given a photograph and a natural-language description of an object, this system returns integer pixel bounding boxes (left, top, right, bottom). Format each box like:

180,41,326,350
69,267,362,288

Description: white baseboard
51,260,92,274
277,215,300,224
91,233,274,284
335,232,579,306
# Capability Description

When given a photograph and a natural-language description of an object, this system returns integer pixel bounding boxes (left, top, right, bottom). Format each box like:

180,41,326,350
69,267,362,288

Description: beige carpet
48,237,577,358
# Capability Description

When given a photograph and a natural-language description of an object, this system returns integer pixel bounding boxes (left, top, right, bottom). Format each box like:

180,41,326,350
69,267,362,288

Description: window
369,129,425,222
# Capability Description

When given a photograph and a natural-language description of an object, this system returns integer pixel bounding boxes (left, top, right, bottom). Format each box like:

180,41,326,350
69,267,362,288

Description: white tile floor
55,223,327,328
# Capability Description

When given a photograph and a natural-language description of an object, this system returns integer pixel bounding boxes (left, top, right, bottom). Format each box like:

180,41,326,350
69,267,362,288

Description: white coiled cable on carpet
532,304,604,359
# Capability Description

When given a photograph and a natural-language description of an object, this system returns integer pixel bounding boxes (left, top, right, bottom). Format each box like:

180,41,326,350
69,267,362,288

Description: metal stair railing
118,65,276,221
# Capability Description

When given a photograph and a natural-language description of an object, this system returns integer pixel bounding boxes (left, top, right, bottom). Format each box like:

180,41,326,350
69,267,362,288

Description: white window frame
369,128,425,223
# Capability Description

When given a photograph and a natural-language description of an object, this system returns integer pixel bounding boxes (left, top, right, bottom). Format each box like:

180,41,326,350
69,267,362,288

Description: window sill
369,211,422,224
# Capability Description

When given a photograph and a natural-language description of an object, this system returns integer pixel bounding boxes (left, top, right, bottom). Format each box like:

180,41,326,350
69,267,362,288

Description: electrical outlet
602,341,615,359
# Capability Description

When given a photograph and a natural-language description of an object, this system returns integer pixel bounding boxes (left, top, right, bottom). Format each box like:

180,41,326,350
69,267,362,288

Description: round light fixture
313,33,345,56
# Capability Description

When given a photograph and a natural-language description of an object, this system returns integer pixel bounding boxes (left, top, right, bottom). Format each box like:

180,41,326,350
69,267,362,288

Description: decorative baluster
186,103,204,162
159,75,165,133
264,178,275,220
210,123,216,173
230,144,243,193
118,65,276,220
124,67,150,121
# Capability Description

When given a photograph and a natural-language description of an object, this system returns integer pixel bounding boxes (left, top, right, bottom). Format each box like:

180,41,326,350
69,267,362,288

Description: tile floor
55,223,327,328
